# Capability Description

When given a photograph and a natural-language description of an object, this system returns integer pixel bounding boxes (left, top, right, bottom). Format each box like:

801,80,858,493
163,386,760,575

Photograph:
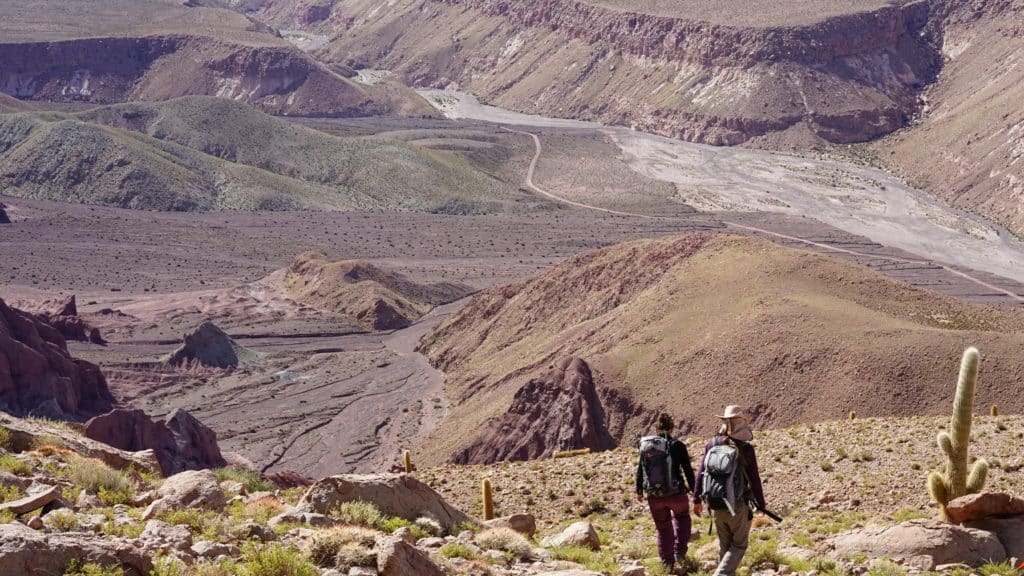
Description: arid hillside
0,0,432,118
263,0,937,146
0,97,524,212
417,234,1024,464
285,252,473,330
877,0,1024,237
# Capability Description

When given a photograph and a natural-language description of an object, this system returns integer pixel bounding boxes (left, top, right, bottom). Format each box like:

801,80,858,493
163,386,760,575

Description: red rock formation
452,357,614,464
84,408,226,476
0,298,113,420
27,296,104,345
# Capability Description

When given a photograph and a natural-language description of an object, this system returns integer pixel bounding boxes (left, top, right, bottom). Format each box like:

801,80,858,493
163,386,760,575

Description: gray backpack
700,438,747,516
638,435,683,498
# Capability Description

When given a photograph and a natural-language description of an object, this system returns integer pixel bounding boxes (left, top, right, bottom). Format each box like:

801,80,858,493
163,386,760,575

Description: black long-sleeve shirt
635,435,696,496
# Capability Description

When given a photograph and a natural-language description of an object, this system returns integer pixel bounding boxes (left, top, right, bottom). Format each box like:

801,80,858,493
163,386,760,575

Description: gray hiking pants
711,502,752,576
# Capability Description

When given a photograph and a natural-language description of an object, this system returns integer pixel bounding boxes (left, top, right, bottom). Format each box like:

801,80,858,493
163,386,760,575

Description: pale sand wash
421,89,1024,286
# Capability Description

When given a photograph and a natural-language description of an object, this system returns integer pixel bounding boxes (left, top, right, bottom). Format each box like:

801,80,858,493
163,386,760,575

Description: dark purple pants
648,492,691,566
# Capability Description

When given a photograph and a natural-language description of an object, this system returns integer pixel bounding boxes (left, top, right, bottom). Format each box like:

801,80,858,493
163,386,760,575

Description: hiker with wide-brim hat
635,413,696,575
692,405,767,576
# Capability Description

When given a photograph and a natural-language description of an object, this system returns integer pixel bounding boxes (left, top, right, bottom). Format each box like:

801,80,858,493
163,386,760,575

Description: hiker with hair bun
693,405,767,576
636,413,696,574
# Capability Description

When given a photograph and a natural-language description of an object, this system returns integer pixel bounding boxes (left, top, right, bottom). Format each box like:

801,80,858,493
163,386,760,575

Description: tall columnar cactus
927,347,989,522
403,450,413,474
482,478,494,520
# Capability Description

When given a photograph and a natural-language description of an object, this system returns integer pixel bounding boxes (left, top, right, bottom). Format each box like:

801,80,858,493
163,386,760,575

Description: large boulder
84,408,225,476
484,513,537,536
453,357,615,464
299,473,475,532
0,412,160,473
143,469,225,519
947,492,1024,524
0,522,153,575
165,408,226,472
0,298,114,420
827,519,1006,566
540,520,601,551
376,535,445,576
965,516,1024,559
164,321,259,369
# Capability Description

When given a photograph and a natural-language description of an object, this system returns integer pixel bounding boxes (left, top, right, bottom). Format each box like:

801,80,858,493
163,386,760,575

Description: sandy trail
423,89,1024,288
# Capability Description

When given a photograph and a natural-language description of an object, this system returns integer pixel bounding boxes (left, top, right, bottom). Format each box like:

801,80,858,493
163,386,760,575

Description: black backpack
638,435,684,498
700,437,748,515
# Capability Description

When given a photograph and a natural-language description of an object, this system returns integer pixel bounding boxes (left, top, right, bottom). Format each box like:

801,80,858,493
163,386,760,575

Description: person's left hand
635,493,644,503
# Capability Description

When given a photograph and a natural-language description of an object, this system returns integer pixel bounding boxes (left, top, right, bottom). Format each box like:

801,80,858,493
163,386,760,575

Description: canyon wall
271,0,939,145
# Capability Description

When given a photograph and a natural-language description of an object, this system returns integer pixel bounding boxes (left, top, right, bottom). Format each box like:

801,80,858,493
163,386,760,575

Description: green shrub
549,546,617,573
439,543,479,560
1,483,23,503
215,468,274,493
306,532,345,568
240,544,317,576
475,527,533,561
63,456,132,495
0,454,32,476
333,544,376,572
48,510,80,532
0,427,11,451
331,501,384,528
867,559,906,576
63,559,124,576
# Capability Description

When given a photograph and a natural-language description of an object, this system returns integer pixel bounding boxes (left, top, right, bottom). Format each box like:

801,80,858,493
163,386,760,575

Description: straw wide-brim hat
717,405,749,424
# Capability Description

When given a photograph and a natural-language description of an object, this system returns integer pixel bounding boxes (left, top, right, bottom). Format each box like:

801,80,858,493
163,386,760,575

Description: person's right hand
692,502,703,517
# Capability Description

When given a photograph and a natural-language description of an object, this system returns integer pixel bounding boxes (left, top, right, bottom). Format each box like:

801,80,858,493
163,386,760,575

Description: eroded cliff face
0,35,428,118
876,0,1024,237
265,0,939,145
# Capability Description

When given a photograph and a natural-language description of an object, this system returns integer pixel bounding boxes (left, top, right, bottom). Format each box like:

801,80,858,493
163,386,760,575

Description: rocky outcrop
453,357,614,464
377,535,446,576
827,519,1006,566
83,408,226,476
0,412,161,473
164,321,259,369
0,298,113,420
26,296,104,344
946,492,1024,524
0,202,9,223
299,474,476,532
0,522,153,576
